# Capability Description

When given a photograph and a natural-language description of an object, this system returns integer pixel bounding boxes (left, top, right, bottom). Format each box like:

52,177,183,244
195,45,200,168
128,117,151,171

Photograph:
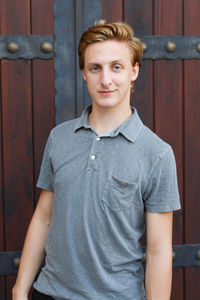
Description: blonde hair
78,20,143,71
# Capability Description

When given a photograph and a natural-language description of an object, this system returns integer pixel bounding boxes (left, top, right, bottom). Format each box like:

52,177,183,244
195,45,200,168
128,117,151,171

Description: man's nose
100,69,112,87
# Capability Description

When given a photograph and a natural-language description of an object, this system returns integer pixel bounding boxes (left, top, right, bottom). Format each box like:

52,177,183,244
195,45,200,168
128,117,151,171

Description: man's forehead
84,40,131,64
85,40,129,53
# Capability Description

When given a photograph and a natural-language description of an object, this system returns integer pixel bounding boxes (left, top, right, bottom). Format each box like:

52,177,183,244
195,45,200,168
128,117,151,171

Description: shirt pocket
102,175,138,211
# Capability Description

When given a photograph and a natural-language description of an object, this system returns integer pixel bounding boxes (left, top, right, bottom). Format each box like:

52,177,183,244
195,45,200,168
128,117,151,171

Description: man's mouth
98,90,115,95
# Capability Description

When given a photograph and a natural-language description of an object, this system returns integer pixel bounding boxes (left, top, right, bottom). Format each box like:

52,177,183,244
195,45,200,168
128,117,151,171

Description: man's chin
94,99,122,110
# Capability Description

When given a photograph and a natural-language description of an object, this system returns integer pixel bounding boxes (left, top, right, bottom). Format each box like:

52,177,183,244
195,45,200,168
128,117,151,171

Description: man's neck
88,103,132,136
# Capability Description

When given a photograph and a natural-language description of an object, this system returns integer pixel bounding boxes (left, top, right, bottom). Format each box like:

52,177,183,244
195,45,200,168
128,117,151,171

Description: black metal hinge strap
138,36,200,60
1,244,200,275
0,35,53,59
142,244,200,268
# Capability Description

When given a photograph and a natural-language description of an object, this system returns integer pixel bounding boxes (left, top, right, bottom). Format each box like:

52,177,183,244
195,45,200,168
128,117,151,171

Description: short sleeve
143,147,181,213
36,133,54,191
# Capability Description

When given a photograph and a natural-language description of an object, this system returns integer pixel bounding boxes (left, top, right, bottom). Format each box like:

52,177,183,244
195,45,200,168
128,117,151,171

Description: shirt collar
74,106,92,131
74,105,143,143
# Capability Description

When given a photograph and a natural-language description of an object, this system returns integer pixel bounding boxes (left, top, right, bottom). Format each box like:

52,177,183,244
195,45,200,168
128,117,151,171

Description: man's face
82,40,139,110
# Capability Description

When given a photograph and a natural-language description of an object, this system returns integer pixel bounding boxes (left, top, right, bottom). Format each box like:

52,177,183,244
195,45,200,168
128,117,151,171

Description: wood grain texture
184,1,200,298
102,0,123,22
124,0,154,130
0,12,6,295
0,119,6,299
0,0,33,298
124,0,153,35
2,59,34,300
154,0,182,35
154,1,183,299
131,61,153,130
0,0,30,34
31,0,55,203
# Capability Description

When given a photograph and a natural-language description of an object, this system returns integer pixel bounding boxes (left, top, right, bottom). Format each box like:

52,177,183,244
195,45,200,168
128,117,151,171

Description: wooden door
0,1,200,299
0,1,55,299
0,1,100,299
102,0,200,299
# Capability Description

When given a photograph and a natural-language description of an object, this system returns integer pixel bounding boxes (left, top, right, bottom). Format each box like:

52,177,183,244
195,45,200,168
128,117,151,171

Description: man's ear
82,70,86,81
131,62,139,82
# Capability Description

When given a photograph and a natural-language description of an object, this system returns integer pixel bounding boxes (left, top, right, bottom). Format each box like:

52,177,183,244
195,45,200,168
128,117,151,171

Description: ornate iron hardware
165,41,176,53
0,35,53,59
41,41,53,53
1,244,200,275
7,42,19,53
139,36,200,60
2,35,199,61
13,257,21,268
142,244,200,268
0,251,21,275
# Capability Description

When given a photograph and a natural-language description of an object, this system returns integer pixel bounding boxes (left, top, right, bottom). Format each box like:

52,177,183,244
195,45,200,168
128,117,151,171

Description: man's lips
98,90,115,95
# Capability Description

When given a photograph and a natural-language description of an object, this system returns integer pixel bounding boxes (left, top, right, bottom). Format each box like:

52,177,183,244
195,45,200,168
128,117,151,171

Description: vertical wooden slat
154,0,184,299
184,0,200,299
0,0,33,299
0,3,6,298
0,92,6,300
102,0,123,22
124,0,153,129
31,0,55,203
123,0,153,247
0,12,6,295
0,117,6,300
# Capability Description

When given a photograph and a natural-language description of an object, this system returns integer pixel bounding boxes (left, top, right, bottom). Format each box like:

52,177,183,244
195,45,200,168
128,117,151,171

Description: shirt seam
49,129,56,160
143,146,172,200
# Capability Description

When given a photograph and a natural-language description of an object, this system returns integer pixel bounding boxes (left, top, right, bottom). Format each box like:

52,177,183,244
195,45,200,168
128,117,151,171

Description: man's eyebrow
87,59,125,66
87,62,100,66
111,59,124,64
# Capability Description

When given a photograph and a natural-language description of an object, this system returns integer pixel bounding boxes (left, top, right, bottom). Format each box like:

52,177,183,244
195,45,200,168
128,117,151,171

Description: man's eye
113,65,121,71
90,66,98,71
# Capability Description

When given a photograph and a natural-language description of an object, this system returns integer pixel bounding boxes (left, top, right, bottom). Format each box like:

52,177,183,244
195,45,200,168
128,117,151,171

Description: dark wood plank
184,0,200,35
184,1,200,298
154,0,182,35
2,59,34,300
0,26,6,298
154,1,184,299
0,0,30,34
1,0,33,298
123,0,153,248
0,119,6,299
132,61,153,130
0,3,6,298
102,0,123,22
31,0,55,203
124,0,153,35
124,0,153,129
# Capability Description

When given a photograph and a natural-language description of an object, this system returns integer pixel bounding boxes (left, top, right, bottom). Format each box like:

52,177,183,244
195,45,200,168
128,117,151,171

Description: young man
13,21,180,300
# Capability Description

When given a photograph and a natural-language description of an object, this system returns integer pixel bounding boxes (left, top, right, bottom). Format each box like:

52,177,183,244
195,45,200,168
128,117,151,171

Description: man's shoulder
50,117,80,139
138,124,172,158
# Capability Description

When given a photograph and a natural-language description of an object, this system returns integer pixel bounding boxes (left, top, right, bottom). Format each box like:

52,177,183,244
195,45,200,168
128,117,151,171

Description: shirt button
91,155,96,160
96,137,100,141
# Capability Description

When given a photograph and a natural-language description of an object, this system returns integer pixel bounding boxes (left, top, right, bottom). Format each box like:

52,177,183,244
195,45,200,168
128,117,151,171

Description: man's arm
12,189,53,300
145,211,173,300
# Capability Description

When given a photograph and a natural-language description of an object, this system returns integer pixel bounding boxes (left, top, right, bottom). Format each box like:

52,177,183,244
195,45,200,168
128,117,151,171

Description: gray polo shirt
34,106,180,300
